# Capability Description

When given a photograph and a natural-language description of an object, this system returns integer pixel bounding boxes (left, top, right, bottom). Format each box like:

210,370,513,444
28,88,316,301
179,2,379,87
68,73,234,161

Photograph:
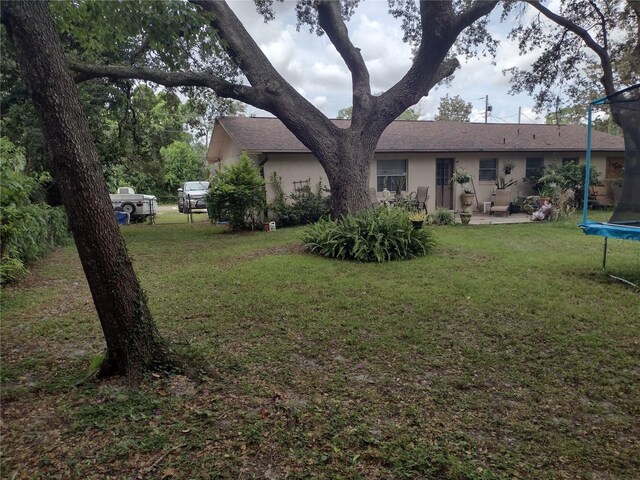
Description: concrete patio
457,213,533,225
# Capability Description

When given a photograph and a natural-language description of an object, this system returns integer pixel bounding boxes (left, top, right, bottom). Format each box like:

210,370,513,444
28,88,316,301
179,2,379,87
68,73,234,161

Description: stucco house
206,116,625,212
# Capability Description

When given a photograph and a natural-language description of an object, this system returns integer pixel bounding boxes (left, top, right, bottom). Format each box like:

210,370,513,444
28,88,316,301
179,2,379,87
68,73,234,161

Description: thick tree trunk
271,114,384,217
1,0,171,379
319,131,378,217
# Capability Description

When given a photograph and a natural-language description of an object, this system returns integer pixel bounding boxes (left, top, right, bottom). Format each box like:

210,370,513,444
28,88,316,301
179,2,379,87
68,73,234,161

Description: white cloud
311,96,328,111
310,63,351,90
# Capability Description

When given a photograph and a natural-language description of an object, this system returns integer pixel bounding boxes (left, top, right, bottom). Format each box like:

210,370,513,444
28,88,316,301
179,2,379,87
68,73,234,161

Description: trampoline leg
602,237,608,272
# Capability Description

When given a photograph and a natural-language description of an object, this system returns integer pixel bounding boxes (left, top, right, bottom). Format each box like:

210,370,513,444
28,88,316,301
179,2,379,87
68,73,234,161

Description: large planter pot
459,212,472,225
461,193,475,213
411,220,424,229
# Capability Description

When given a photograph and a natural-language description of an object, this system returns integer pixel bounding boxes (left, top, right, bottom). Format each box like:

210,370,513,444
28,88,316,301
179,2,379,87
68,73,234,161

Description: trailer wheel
122,202,136,215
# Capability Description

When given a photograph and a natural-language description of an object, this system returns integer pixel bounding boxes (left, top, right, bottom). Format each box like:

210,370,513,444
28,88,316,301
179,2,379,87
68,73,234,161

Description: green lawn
1,212,639,479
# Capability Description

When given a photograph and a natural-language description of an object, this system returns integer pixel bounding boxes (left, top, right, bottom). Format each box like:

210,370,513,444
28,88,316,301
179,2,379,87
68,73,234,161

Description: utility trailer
109,187,157,222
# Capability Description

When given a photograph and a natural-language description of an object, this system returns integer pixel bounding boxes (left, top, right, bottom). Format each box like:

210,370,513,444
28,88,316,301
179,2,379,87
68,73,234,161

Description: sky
227,0,553,124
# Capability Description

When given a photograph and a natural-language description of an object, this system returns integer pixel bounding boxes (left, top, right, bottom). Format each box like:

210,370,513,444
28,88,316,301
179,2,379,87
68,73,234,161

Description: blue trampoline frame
579,87,640,287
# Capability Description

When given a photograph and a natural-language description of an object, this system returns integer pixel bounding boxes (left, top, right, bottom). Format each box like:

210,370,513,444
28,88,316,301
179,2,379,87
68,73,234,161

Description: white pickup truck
110,187,158,221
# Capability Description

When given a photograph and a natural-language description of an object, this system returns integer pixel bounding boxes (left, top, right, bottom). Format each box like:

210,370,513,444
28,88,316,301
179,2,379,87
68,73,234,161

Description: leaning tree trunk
1,0,171,379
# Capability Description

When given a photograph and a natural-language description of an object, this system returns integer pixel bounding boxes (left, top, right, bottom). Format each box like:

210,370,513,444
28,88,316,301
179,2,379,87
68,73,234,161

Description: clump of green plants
205,153,266,231
302,207,436,262
525,163,599,209
0,138,69,283
430,208,455,226
269,173,330,227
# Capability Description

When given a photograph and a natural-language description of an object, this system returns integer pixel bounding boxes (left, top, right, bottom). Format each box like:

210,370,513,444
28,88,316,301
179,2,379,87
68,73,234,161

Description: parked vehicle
110,187,157,221
178,181,210,213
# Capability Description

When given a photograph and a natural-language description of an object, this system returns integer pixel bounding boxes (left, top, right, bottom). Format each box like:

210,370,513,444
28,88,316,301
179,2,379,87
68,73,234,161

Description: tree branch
189,0,339,157
67,60,265,107
190,0,284,92
451,1,500,39
129,36,151,65
315,0,371,126
375,0,497,129
526,0,615,95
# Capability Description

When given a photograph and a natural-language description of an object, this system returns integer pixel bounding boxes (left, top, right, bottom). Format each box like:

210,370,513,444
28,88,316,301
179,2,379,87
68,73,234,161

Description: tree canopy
507,0,639,120
60,0,500,215
434,94,472,122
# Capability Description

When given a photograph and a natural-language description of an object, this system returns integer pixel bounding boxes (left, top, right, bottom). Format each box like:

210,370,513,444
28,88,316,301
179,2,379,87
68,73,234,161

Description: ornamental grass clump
302,207,436,262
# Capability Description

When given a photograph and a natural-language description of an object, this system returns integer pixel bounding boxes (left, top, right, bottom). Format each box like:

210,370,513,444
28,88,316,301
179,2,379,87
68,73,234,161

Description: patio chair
414,186,429,212
370,187,380,207
490,189,511,216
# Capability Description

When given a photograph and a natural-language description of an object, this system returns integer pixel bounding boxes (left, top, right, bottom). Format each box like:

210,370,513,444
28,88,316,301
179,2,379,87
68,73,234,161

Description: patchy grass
2,211,639,479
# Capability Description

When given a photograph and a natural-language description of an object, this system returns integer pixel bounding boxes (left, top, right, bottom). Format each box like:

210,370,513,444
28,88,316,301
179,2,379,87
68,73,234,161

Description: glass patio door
436,158,454,209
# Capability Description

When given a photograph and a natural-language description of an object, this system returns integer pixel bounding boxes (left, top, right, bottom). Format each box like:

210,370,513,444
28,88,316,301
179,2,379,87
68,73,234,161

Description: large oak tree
1,0,171,378
65,0,500,216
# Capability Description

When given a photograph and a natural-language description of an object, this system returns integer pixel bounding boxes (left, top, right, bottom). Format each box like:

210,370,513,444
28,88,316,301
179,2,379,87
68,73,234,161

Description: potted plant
538,184,557,205
503,161,516,175
496,163,518,190
408,210,427,229
450,168,475,213
459,212,472,225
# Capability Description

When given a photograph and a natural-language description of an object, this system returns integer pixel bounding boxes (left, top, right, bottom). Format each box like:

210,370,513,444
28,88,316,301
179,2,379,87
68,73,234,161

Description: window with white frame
526,157,544,178
377,159,407,192
478,158,497,181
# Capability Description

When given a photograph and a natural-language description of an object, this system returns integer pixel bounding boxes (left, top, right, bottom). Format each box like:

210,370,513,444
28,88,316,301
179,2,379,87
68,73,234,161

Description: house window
562,157,578,165
526,157,544,179
478,159,497,181
377,159,407,192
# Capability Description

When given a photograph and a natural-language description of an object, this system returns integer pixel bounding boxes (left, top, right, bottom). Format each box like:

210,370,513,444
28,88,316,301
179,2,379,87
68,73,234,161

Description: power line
520,112,539,123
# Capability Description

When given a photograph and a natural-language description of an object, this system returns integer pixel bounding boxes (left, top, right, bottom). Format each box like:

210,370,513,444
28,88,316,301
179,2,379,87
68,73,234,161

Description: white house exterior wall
263,154,328,204
211,142,611,213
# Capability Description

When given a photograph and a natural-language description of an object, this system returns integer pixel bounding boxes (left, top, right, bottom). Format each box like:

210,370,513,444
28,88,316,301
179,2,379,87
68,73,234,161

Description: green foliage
96,85,208,198
161,141,205,193
0,138,69,283
396,107,420,120
303,207,436,262
50,0,220,70
430,208,455,226
205,153,266,231
435,94,472,122
336,106,353,119
538,163,600,207
450,168,472,185
506,1,637,115
269,173,330,227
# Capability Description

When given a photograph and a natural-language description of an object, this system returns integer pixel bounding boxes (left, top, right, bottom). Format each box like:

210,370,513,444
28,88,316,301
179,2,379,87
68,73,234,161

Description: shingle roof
213,116,624,154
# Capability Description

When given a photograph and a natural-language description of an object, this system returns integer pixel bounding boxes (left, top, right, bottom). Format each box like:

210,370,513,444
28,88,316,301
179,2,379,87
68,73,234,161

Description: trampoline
580,84,640,287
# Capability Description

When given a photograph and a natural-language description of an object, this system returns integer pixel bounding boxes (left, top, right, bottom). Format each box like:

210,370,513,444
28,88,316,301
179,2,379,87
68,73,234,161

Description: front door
436,158,454,209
